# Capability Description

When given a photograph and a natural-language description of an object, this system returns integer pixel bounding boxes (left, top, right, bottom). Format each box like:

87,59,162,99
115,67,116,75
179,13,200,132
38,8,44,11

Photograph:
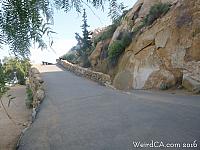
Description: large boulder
89,42,103,67
182,61,200,93
113,70,133,90
116,45,162,89
144,69,176,89
89,39,110,68
182,76,200,94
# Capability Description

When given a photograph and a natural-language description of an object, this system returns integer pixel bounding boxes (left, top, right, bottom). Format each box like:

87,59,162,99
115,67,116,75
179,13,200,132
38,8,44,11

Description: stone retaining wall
16,67,45,148
57,60,111,85
28,67,45,109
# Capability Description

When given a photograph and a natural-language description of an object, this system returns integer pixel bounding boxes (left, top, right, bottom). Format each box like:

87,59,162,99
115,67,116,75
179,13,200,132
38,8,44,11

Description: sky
0,0,137,63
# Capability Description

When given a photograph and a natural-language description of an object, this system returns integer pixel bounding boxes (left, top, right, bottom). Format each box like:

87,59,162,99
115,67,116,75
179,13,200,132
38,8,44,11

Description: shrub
121,32,132,48
17,70,26,85
26,87,33,108
108,32,132,66
127,3,170,40
0,64,6,96
108,40,124,65
66,53,76,62
3,57,31,85
143,3,171,26
160,83,170,90
62,53,78,64
94,23,118,46
81,56,91,68
132,22,145,34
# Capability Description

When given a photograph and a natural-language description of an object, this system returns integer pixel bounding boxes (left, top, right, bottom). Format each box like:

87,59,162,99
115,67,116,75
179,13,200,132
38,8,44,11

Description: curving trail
19,65,200,150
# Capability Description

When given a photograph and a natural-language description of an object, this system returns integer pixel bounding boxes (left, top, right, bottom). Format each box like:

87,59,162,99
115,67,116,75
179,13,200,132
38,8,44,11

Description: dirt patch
0,85,31,150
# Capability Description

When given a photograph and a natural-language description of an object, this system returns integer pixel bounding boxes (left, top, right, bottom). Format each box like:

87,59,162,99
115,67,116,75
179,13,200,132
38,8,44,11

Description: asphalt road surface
18,65,200,150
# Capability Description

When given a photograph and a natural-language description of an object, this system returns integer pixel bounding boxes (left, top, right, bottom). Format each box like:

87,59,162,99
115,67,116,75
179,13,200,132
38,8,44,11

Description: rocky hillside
89,0,200,92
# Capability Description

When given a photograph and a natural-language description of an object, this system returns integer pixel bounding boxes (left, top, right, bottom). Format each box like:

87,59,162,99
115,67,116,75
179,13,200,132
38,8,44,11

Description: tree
0,61,6,98
3,57,31,85
81,9,92,51
108,0,126,22
0,0,123,103
0,0,123,58
74,9,92,67
75,9,92,57
0,0,54,58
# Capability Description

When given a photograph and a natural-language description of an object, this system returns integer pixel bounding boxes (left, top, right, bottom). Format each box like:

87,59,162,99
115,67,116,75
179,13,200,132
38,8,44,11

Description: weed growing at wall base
26,87,33,108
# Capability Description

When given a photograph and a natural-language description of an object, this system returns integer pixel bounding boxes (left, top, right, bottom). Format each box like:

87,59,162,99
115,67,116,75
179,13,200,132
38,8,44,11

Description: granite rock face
111,0,200,91
182,61,200,93
113,70,133,90
89,39,111,68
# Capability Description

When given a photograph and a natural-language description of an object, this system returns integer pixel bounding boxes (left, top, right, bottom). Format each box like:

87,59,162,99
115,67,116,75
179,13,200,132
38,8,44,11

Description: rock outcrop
59,0,200,92
182,61,200,93
109,0,200,91
89,39,110,68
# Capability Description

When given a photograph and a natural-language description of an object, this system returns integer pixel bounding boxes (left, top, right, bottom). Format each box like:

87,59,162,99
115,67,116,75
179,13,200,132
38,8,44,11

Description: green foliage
108,40,124,65
143,3,170,26
129,3,170,39
0,63,6,97
108,32,132,66
62,53,78,64
0,0,54,58
108,1,126,22
55,0,125,21
81,9,92,52
160,83,170,90
81,55,91,68
121,32,132,48
0,0,125,58
3,57,31,85
75,9,92,56
132,22,145,34
74,9,93,67
26,87,33,108
94,23,118,46
94,9,129,46
66,54,76,62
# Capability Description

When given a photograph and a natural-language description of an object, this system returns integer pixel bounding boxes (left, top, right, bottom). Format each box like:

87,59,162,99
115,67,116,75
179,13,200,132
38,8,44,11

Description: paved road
19,65,200,150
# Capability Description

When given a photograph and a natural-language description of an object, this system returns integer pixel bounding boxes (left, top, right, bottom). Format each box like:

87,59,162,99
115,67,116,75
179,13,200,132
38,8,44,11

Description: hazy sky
0,0,137,63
